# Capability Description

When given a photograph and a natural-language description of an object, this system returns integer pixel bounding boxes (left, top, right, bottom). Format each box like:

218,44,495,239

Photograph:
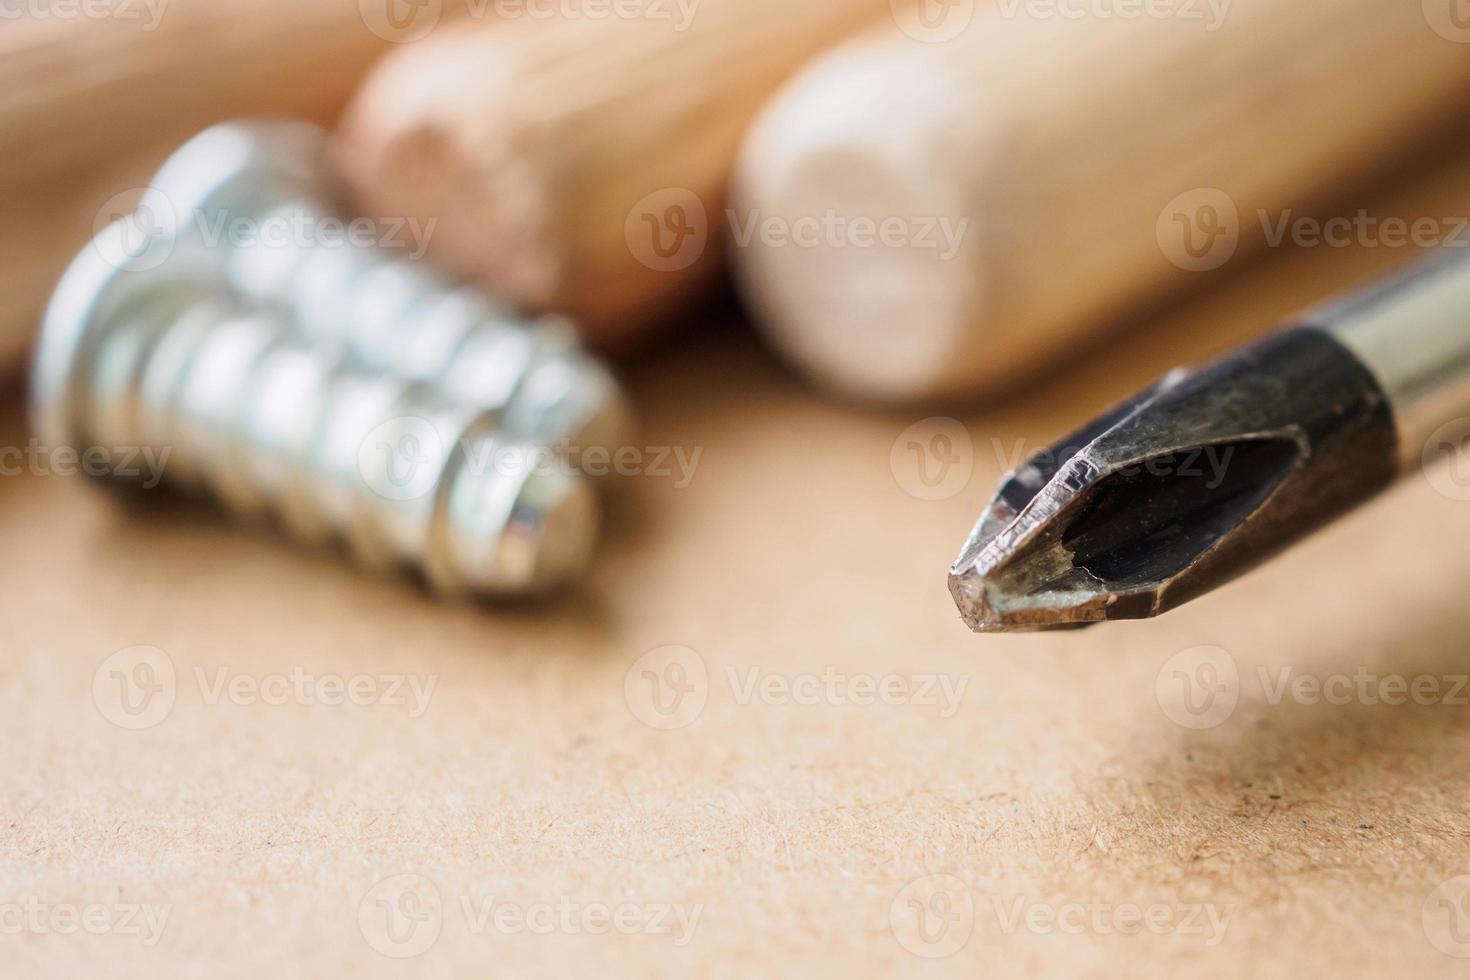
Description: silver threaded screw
135,119,634,464
33,221,599,597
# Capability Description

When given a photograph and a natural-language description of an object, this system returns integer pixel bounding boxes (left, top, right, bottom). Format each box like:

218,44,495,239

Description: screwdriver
949,249,1470,632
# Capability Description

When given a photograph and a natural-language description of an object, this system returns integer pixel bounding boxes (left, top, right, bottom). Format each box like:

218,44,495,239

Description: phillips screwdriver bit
949,250,1470,632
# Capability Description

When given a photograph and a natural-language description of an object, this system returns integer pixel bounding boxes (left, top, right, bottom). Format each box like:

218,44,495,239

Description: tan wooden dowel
333,0,892,350
731,0,1470,403
0,1,472,372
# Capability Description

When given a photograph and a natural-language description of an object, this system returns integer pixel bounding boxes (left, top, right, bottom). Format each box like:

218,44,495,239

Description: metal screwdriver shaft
950,249,1470,632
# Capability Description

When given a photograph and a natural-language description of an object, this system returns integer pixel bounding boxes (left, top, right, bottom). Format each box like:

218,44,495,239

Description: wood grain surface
3,129,1470,979
732,0,1470,402
333,0,891,348
0,1,477,375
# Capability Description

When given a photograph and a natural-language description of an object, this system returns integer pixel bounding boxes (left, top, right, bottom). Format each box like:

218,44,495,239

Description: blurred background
7,2,1470,977
8,0,1470,395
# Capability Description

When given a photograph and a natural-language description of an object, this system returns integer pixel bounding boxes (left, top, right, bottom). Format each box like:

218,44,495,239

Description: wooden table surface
5,132,1470,979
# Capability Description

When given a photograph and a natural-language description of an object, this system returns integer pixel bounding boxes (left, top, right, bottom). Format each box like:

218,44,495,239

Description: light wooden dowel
730,1,1470,403
0,1,472,373
333,0,891,349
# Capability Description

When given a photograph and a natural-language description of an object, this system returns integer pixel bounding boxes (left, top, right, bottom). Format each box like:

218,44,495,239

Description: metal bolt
134,119,634,465
33,221,600,597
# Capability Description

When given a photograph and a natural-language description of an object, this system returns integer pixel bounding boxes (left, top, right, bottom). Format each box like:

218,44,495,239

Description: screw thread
143,122,635,464
42,243,598,597
227,203,631,455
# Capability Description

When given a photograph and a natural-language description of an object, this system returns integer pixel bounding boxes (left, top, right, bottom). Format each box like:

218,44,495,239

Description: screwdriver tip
948,328,1402,633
